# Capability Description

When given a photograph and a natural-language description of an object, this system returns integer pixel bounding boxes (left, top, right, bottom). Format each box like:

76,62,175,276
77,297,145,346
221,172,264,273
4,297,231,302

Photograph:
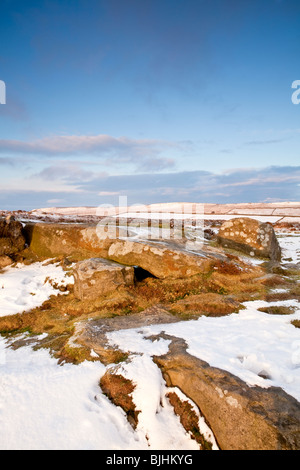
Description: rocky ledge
0,207,299,450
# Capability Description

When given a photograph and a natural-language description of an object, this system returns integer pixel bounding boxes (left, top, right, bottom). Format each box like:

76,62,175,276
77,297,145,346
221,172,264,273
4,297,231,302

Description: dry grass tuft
258,305,297,315
169,293,242,318
166,391,213,450
291,319,300,329
100,372,140,429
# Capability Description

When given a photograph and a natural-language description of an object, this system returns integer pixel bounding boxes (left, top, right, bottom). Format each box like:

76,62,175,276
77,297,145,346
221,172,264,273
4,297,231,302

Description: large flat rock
26,222,227,279
107,239,222,279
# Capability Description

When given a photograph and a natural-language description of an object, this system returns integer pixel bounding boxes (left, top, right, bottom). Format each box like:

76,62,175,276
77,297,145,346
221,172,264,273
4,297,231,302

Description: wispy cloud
136,157,175,172
0,134,176,157
0,134,178,173
1,165,300,210
97,166,292,204
243,139,286,146
0,157,14,166
75,165,300,205
32,164,98,183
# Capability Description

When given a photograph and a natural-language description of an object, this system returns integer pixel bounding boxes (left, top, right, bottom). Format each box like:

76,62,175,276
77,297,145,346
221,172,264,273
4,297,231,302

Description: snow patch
0,261,74,317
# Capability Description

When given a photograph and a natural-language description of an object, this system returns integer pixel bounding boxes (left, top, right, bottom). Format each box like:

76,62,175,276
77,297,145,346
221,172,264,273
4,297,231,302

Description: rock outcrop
76,318,300,449
1,210,299,449
73,305,181,364
25,223,112,260
154,335,300,450
26,222,227,279
107,239,221,279
73,258,135,301
218,217,281,262
0,215,26,265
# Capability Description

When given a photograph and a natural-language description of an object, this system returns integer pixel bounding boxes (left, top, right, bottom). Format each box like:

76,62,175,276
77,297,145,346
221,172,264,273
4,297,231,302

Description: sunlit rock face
73,257,135,301
218,217,281,262
0,216,26,268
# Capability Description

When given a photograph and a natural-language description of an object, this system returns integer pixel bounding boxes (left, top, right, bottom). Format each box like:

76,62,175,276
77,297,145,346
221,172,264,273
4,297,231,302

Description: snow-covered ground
0,233,299,450
107,299,300,400
278,233,300,264
0,337,208,450
0,261,73,317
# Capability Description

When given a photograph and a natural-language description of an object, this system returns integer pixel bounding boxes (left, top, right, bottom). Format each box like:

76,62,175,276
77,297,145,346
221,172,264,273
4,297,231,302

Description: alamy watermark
95,196,205,250
291,80,300,104
0,80,6,104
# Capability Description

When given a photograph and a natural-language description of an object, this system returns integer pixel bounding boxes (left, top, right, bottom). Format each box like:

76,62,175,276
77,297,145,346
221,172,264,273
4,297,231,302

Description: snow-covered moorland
0,231,299,450
0,261,73,317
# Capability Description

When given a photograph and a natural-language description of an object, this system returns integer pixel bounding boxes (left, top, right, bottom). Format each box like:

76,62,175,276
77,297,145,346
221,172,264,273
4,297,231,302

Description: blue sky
0,0,300,210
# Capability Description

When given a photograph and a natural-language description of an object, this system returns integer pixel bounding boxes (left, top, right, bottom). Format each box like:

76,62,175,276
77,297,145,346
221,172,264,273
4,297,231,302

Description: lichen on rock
218,217,281,262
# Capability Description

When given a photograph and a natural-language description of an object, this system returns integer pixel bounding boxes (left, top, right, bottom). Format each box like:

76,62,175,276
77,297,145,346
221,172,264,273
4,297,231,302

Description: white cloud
98,191,120,196
0,134,177,159
1,165,300,210
0,134,179,174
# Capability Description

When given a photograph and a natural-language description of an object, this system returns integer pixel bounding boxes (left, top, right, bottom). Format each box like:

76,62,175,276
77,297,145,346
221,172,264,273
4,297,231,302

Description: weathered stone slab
73,257,135,301
218,217,281,262
154,335,300,450
26,223,224,279
107,239,220,279
74,305,180,364
25,223,112,259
